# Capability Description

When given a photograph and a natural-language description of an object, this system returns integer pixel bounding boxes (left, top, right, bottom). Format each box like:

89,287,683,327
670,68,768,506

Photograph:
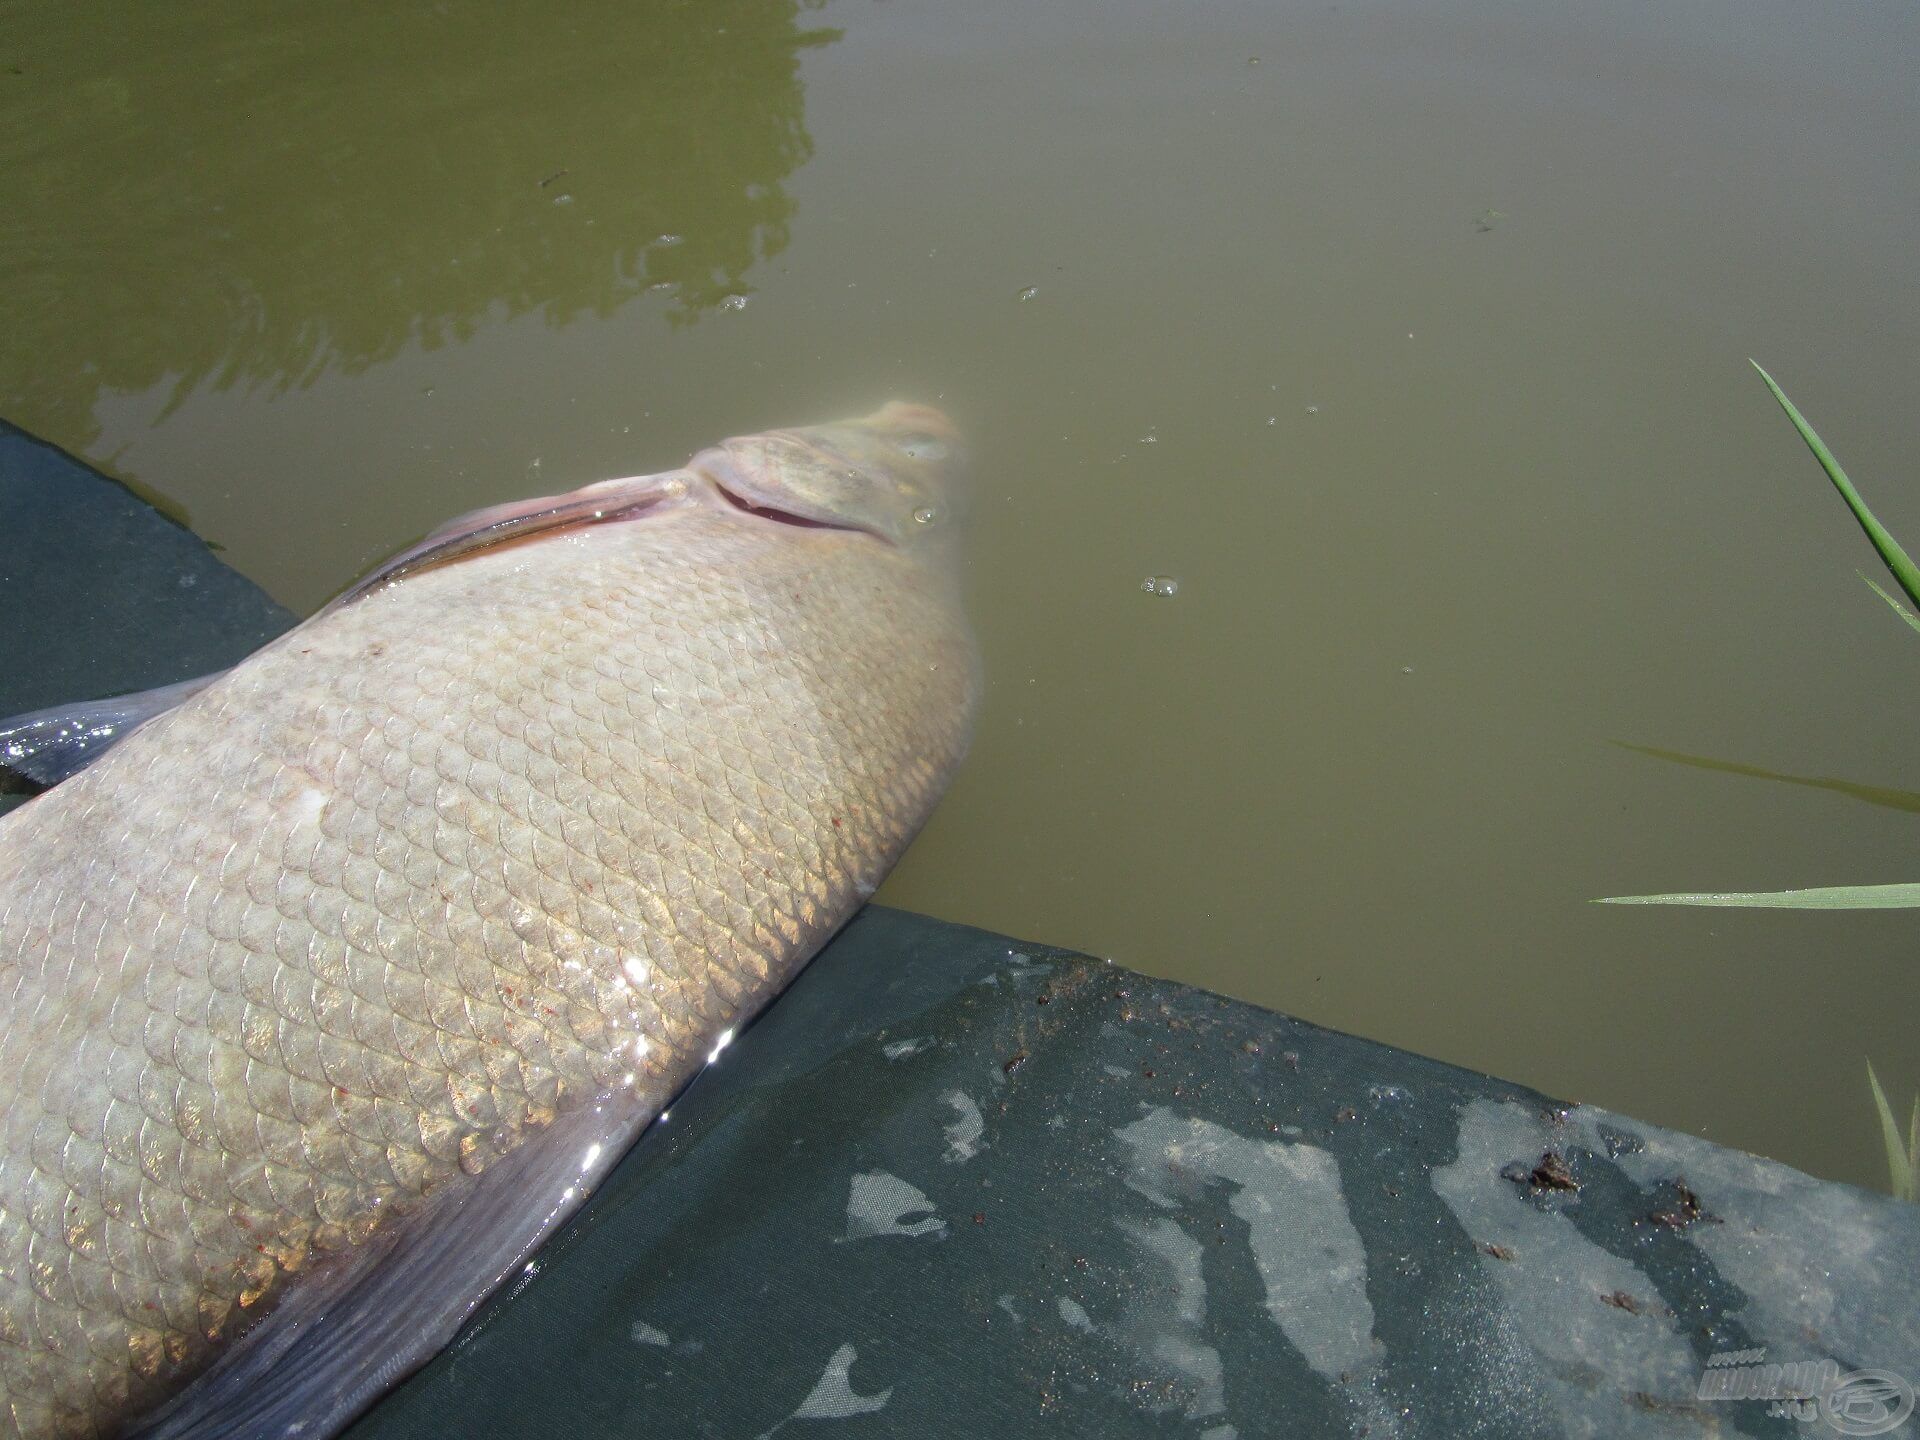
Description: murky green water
4,0,1917,1191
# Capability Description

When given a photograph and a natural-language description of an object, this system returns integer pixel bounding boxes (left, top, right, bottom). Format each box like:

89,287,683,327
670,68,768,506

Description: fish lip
687,444,894,543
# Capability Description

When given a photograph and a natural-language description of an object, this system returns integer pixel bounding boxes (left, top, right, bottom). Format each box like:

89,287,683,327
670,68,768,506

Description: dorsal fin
0,471,693,795
323,471,691,612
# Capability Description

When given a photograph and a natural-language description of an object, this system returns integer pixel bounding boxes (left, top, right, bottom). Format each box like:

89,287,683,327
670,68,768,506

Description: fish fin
133,1092,655,1440
2,473,693,789
0,674,221,789
325,471,692,613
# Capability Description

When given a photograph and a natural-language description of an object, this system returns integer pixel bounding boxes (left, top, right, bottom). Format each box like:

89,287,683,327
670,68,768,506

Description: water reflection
1614,742,1920,817
0,0,838,446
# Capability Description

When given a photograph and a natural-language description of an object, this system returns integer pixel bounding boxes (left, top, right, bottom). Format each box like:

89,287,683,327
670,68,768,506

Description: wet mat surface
355,907,1919,1439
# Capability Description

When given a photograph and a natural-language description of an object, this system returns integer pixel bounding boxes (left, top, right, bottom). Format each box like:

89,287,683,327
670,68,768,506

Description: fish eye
894,434,948,462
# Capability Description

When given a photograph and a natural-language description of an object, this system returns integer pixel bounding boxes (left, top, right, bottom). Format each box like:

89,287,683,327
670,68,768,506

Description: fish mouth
688,445,888,540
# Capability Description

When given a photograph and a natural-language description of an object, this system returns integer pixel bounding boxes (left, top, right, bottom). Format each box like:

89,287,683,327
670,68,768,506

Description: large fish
0,405,977,1439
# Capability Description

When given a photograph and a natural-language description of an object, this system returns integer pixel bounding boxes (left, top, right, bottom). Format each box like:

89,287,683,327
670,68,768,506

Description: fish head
689,402,964,546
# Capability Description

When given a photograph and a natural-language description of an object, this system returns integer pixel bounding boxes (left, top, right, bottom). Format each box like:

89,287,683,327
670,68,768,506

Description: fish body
0,406,976,1438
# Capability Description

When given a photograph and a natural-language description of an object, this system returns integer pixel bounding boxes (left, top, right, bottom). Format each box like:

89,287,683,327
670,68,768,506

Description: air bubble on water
720,294,749,311
1141,575,1179,597
912,507,937,525
1306,404,1320,415
656,234,684,246
1016,285,1039,301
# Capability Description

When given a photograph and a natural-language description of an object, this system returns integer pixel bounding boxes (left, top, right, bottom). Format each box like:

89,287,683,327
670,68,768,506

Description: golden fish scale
0,504,974,1438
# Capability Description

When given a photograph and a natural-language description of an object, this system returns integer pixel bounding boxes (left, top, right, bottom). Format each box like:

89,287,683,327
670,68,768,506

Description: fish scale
0,427,975,1438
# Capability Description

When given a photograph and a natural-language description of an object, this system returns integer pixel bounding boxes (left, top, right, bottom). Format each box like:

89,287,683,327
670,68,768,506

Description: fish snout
690,402,967,545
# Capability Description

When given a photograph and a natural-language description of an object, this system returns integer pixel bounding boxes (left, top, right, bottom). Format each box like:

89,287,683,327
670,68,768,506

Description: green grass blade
1867,1061,1917,1202
1909,1101,1919,1201
1597,882,1920,908
1861,573,1920,637
1753,360,1920,611
1909,1097,1919,1203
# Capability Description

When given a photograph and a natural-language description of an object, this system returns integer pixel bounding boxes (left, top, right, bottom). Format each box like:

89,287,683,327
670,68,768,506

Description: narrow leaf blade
1596,882,1920,909
1753,360,1920,611
1861,573,1920,637
1908,1099,1920,1203
1867,1061,1916,1202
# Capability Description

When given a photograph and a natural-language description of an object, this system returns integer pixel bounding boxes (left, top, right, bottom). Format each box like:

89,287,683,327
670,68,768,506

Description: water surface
3,0,1917,1190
